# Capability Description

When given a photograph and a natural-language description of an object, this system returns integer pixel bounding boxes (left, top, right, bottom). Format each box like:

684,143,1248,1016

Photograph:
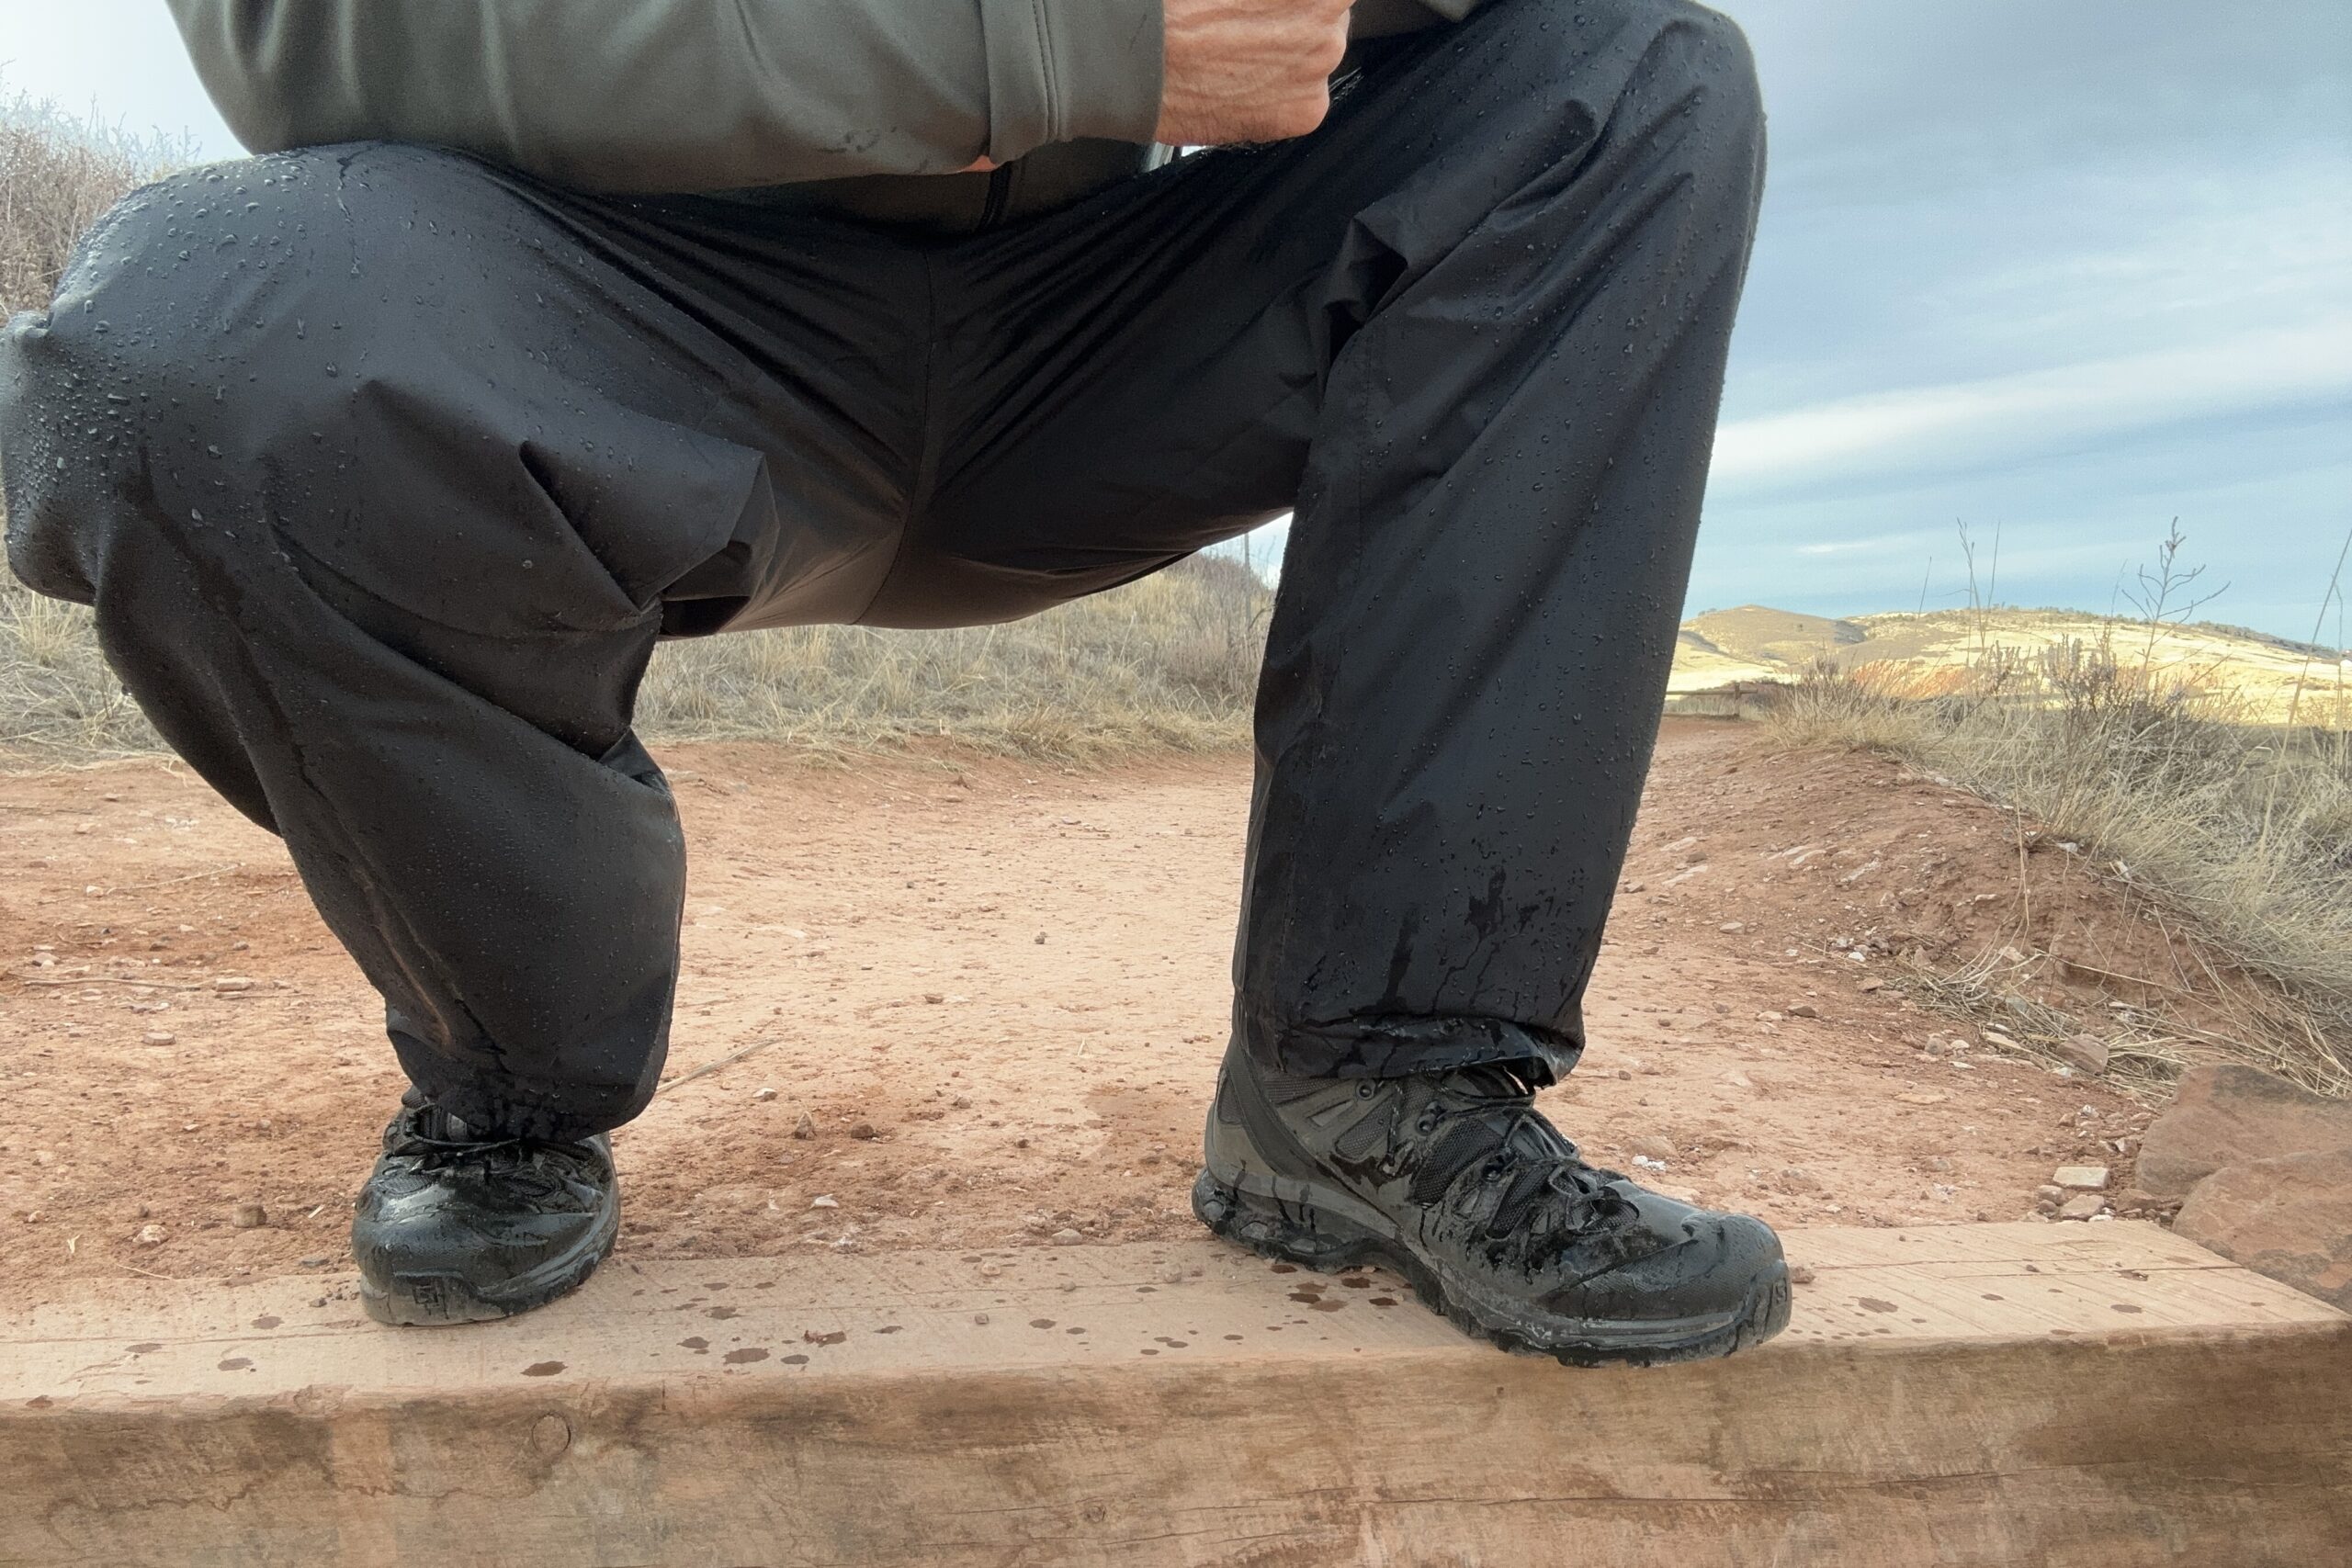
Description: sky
4,1,2347,642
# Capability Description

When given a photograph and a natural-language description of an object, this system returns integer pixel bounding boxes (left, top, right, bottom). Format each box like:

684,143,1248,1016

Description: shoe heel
1191,1168,1390,1273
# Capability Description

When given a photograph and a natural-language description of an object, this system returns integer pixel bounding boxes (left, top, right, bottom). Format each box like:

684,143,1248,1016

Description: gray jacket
167,1,1486,231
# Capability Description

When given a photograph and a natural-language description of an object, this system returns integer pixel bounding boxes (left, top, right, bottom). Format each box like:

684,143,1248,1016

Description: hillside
1671,604,2349,724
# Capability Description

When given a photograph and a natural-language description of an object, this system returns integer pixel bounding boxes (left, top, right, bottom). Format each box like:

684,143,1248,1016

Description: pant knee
1475,0,1763,182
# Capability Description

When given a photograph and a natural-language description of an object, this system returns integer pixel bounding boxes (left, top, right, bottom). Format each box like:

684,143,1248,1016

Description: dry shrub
1,88,187,314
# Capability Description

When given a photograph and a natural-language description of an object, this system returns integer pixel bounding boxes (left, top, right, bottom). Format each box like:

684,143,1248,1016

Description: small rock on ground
2053,1033,2110,1076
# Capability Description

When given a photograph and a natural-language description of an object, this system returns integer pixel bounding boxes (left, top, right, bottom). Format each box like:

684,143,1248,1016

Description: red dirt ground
0,720,2177,1309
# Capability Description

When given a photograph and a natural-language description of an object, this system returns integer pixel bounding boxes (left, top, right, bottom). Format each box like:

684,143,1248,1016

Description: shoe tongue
1442,1060,1538,1102
394,1103,480,1147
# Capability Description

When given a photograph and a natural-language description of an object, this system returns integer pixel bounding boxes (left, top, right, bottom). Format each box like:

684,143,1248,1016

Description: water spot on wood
706,1305,738,1320
782,1353,809,1365
215,1357,252,1371
250,1315,281,1330
723,1347,770,1365
1029,1318,1056,1329
679,1337,709,1353
1856,1297,1898,1314
1369,1296,1398,1307
2111,1303,2143,1314
522,1361,565,1377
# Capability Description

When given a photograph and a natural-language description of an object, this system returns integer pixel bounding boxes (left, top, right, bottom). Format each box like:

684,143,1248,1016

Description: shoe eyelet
1355,1081,1374,1099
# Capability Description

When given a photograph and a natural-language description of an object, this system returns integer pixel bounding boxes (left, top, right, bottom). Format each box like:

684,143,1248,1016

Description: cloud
1710,317,2352,498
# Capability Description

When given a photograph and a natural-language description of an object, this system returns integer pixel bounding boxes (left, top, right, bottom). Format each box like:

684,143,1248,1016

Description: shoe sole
1193,1165,1791,1368
358,1200,621,1327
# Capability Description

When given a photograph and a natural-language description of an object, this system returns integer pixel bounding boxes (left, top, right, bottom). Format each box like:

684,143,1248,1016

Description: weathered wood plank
5,1224,2346,1567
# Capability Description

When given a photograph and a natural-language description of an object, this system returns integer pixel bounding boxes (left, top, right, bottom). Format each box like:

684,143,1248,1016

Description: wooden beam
6,1223,2346,1567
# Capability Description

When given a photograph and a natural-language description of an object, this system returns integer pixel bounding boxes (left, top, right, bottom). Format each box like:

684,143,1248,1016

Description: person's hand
1155,0,1354,146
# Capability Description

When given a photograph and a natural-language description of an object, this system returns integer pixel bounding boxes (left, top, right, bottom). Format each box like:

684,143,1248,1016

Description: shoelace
388,1111,573,1195
1407,1067,1635,1246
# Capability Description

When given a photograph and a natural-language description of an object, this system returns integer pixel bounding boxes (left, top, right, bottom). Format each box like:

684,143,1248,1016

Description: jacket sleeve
164,0,1166,194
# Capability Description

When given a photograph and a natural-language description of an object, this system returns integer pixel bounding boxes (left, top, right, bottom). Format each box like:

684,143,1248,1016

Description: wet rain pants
1,0,1763,1141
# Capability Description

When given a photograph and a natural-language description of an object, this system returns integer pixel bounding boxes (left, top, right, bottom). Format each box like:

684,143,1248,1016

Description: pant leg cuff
1238,1004,1582,1086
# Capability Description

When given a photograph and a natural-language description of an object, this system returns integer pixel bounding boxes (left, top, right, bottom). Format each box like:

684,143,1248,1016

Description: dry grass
1766,637,2352,1098
0,558,1269,771
0,577,162,762
635,557,1267,761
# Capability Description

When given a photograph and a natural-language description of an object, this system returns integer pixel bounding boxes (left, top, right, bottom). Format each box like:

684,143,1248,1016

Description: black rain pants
1,0,1763,1141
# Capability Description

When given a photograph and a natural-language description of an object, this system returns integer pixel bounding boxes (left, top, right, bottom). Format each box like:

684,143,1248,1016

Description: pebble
232,1202,266,1229
142,1031,176,1046
2055,1193,2108,1221
2053,1033,2110,1076
1628,1134,1679,1162
135,1224,165,1246
793,1112,816,1139
2053,1164,2109,1191
1786,1003,1818,1019
849,1122,877,1140
1050,1228,1084,1245
1857,977,1884,993
752,1087,777,1102
810,1195,839,1210
212,976,254,992
1717,921,1746,933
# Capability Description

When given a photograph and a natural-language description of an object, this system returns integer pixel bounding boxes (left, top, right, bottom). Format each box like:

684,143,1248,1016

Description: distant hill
1669,604,2350,725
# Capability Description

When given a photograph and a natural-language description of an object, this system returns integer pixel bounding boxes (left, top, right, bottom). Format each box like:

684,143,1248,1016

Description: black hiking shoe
1193,1043,1791,1366
354,1096,620,1326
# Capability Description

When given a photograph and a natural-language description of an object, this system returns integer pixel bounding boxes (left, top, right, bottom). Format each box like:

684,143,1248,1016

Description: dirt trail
0,721,2164,1306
